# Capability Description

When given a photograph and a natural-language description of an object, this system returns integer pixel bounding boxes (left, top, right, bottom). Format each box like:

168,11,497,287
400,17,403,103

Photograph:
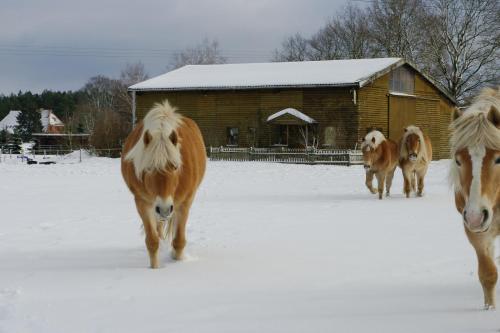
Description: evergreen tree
15,109,41,141
0,129,9,144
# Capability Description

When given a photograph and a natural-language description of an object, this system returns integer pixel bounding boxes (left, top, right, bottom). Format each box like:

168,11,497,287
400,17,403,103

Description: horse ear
452,107,463,121
487,105,500,128
169,130,178,145
143,130,152,146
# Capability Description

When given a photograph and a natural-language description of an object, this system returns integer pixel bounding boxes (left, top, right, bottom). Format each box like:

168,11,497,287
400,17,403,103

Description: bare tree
171,38,226,69
274,5,374,61
308,24,343,60
423,0,499,103
115,62,148,120
330,4,373,59
81,75,118,113
367,0,428,65
272,33,311,61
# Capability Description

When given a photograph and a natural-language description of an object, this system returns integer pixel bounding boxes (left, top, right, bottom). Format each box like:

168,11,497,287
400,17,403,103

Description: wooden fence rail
209,147,363,165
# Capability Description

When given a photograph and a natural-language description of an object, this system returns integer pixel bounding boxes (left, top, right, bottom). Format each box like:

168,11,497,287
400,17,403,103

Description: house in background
129,58,456,159
40,109,64,134
0,110,22,134
0,109,65,134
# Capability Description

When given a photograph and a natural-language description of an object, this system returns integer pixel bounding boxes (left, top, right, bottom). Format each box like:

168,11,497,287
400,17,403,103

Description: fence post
79,148,82,163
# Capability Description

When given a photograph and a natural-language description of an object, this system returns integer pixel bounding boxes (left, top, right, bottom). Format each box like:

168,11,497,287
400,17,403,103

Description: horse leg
385,167,396,197
417,174,424,197
365,170,377,194
416,171,425,197
403,168,412,198
468,233,497,309
411,171,417,193
171,198,193,260
375,172,386,200
135,198,161,269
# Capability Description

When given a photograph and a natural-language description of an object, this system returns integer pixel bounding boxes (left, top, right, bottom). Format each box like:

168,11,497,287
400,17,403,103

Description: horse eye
455,158,461,167
495,157,500,165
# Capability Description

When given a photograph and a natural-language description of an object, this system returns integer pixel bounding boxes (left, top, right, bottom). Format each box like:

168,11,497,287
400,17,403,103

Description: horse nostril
155,206,160,214
482,209,489,223
169,206,174,214
463,210,467,220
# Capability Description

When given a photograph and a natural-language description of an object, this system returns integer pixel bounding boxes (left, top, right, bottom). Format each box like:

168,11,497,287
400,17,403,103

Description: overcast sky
0,0,349,94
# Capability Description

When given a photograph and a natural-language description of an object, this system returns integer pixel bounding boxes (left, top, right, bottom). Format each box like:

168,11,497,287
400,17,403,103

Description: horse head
451,89,500,233
361,130,385,171
402,126,424,162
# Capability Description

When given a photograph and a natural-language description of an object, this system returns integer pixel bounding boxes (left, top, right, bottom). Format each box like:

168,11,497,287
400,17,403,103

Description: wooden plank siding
358,73,390,138
136,88,358,149
358,67,454,159
134,64,454,159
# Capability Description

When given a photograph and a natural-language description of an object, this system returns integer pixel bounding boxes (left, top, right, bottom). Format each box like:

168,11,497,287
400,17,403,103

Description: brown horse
121,100,206,268
450,87,500,309
361,130,399,199
399,126,432,198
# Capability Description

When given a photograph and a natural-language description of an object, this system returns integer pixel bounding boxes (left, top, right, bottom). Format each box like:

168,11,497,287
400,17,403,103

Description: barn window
390,67,415,94
227,127,239,146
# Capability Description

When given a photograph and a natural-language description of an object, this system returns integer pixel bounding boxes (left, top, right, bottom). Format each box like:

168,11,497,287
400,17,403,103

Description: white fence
209,147,363,165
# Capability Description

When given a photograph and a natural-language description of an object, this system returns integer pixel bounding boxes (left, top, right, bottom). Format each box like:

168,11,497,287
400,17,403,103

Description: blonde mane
449,87,500,191
399,125,428,161
449,87,500,155
125,100,183,179
361,130,386,150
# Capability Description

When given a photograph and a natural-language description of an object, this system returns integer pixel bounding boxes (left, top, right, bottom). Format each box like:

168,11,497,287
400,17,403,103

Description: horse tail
125,100,183,179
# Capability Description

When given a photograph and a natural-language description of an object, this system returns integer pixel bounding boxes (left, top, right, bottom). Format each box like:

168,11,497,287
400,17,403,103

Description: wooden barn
129,58,456,159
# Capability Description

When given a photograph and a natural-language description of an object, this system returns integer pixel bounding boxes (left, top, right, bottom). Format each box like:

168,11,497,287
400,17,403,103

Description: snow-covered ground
0,155,498,332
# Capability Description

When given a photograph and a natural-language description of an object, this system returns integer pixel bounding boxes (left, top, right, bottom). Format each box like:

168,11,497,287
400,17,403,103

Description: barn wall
135,65,454,157
135,88,358,149
357,73,390,138
358,67,454,159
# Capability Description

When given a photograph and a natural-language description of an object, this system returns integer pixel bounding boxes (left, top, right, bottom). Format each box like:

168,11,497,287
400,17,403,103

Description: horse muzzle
155,204,173,220
363,164,371,171
463,207,492,233
409,153,417,162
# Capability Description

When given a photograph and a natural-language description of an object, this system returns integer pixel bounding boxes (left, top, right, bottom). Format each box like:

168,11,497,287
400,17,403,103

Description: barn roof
129,58,455,103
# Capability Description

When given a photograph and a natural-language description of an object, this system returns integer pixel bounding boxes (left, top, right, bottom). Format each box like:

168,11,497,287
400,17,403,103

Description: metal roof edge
128,83,359,92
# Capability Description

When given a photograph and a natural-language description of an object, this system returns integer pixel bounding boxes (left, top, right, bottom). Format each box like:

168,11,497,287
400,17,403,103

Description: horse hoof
484,304,496,311
171,250,185,261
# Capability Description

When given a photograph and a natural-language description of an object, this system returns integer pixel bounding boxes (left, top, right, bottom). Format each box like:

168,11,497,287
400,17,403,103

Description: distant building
0,110,22,134
40,109,64,134
129,57,456,159
0,109,65,134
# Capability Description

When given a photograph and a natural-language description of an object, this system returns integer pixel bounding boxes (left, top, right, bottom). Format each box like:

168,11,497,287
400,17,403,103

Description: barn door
388,95,416,141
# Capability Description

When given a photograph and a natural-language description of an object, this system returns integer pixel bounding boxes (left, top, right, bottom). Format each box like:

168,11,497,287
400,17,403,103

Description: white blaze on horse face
464,145,489,230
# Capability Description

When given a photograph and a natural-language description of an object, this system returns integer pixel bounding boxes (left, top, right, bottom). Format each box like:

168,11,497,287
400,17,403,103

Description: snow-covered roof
267,108,317,124
130,58,403,91
0,110,21,134
40,109,64,131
